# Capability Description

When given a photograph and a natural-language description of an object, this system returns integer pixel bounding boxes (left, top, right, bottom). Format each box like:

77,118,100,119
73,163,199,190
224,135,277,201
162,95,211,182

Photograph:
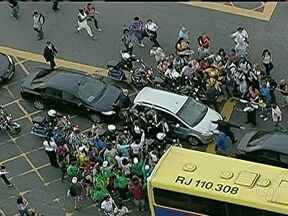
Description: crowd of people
3,2,288,216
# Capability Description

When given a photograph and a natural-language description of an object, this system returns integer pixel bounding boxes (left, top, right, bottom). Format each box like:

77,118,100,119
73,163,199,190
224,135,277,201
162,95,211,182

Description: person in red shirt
197,33,211,58
83,3,102,32
128,176,145,211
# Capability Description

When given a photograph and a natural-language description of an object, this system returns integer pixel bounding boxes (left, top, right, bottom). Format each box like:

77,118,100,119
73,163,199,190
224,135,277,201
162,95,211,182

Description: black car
235,130,288,168
0,52,15,83
20,69,122,122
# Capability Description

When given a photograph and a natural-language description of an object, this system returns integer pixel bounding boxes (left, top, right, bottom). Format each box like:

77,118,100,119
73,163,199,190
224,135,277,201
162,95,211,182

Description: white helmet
133,157,139,164
47,109,56,117
122,52,130,60
72,177,78,184
107,124,116,132
156,132,166,141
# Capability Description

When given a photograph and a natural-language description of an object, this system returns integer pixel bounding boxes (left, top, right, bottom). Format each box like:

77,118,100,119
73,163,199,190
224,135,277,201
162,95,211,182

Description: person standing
128,17,146,47
212,120,244,143
272,104,282,126
178,27,189,40
43,138,59,168
84,3,102,32
43,41,58,70
8,0,19,19
145,19,160,48
76,8,95,39
101,195,115,216
52,0,59,11
262,49,273,76
128,176,145,212
68,177,83,210
33,11,45,40
16,195,30,216
0,165,14,187
121,28,133,55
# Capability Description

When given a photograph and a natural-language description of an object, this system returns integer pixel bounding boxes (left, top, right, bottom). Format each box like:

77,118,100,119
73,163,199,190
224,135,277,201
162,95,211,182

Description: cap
72,177,77,184
102,161,108,168
133,157,139,164
47,109,56,117
144,165,150,170
108,124,116,132
156,132,166,141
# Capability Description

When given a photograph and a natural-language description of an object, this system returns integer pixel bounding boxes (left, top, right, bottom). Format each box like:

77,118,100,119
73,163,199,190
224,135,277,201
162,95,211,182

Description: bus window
153,188,227,216
227,203,283,216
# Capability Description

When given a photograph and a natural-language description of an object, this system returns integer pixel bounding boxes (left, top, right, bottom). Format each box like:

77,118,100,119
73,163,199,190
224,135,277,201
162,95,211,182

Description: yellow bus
147,146,288,216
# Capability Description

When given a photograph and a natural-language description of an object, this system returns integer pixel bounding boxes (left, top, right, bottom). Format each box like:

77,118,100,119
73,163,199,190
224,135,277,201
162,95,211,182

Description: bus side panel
154,206,205,216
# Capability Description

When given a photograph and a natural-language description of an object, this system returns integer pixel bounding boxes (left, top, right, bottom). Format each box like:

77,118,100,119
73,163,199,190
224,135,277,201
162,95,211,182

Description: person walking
262,49,273,76
43,41,58,70
16,195,30,216
84,3,102,32
33,11,45,40
52,0,59,11
8,0,19,19
0,165,14,187
145,19,160,48
43,137,59,168
128,17,146,47
76,8,95,39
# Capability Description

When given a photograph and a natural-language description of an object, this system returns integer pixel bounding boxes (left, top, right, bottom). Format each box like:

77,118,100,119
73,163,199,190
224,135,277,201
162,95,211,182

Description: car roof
46,70,102,95
133,87,188,114
245,132,288,154
260,133,288,153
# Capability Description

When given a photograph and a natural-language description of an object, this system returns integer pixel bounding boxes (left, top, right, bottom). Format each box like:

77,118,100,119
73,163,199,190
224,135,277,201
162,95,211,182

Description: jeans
19,208,30,216
33,27,44,39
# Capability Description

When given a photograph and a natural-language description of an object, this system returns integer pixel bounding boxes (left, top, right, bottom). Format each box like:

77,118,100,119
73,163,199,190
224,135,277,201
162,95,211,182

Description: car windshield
248,131,270,146
176,97,208,127
78,80,106,104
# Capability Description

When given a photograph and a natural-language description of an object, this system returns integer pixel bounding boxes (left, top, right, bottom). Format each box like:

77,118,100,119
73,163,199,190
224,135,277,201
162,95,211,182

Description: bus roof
150,146,288,215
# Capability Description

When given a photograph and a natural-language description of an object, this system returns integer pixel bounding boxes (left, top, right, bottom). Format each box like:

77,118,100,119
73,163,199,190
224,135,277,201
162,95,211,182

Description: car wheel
188,136,201,146
90,114,101,123
33,100,44,110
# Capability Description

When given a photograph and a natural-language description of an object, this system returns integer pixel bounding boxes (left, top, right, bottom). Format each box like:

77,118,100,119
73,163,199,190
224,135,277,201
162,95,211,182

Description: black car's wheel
90,114,101,123
188,136,201,146
33,100,44,110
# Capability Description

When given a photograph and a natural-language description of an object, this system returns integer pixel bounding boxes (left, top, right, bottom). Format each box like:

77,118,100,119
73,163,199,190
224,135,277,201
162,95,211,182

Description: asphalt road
1,2,288,216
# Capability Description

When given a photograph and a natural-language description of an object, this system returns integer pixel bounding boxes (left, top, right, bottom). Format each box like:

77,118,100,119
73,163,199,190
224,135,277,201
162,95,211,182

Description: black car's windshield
78,80,106,104
176,97,208,127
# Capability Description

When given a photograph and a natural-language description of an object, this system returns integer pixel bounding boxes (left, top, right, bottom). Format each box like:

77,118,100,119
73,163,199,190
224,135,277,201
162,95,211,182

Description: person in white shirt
43,138,59,167
101,196,115,216
130,130,145,157
76,8,94,39
272,104,282,125
145,19,160,47
114,202,131,216
230,27,249,57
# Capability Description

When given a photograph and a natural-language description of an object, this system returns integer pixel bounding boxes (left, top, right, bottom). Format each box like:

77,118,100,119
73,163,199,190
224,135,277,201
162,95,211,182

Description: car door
279,153,288,168
157,110,191,140
42,87,63,105
250,150,280,167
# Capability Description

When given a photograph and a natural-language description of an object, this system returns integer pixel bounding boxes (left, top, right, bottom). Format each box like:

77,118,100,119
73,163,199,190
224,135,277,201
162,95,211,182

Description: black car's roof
34,69,103,95
248,132,288,154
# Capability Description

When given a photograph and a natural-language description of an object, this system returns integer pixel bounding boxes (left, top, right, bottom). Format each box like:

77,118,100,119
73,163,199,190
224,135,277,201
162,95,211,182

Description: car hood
192,107,222,133
87,85,121,112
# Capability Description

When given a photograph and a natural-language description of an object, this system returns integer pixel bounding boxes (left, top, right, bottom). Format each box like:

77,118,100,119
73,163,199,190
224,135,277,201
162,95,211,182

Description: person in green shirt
131,157,144,178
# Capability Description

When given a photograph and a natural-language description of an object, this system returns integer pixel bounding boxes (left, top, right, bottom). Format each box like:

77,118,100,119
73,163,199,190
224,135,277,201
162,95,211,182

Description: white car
132,87,222,145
